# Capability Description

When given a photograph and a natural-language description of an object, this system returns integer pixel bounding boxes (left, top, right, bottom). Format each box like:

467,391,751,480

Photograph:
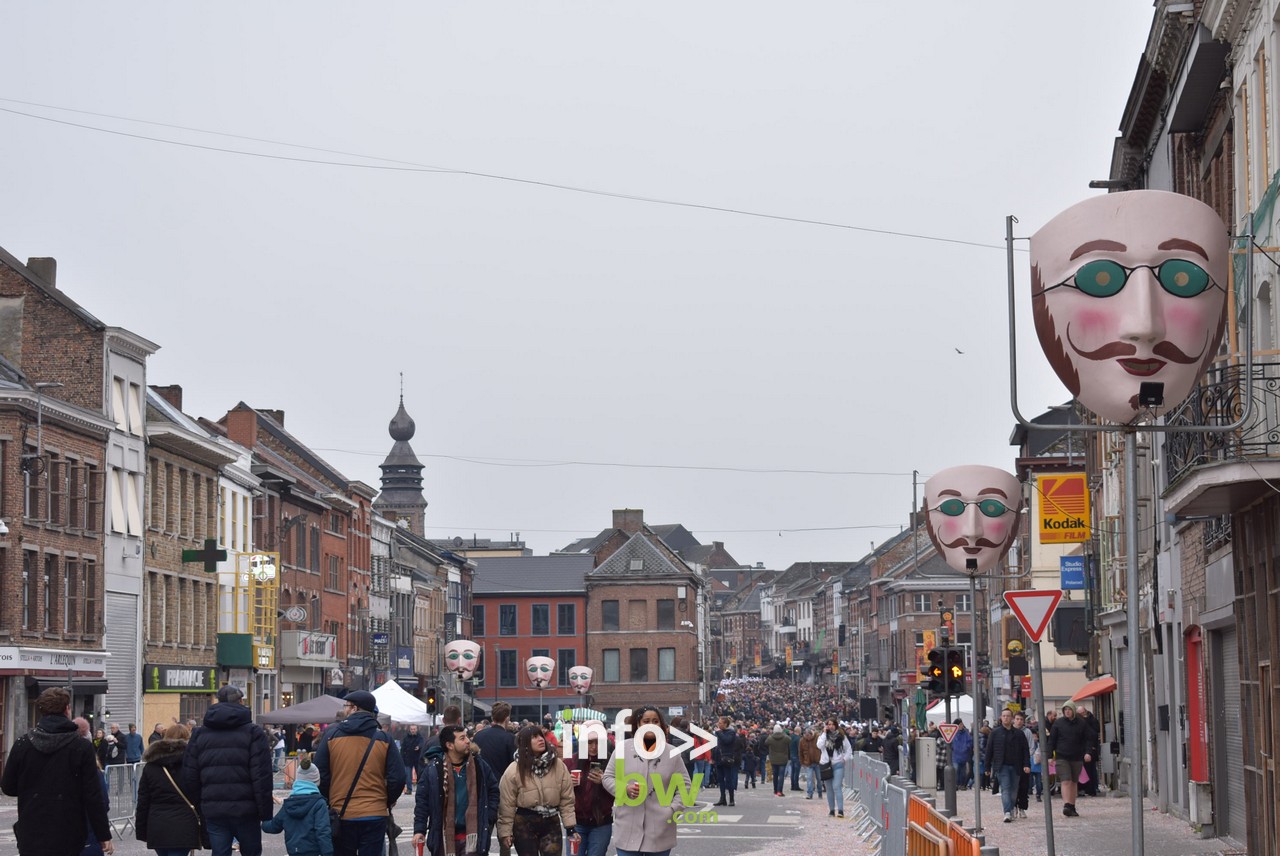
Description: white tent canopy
924,695,995,728
371,679,438,726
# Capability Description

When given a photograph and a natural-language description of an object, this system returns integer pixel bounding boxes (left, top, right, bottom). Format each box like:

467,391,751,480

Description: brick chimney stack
150,384,183,410
613,508,644,535
26,257,56,287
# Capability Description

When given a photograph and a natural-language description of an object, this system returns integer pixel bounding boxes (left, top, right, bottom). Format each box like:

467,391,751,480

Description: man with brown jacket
799,727,825,799
315,691,406,856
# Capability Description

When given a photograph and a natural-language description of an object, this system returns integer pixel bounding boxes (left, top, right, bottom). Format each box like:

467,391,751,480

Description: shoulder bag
161,767,210,849
331,736,377,842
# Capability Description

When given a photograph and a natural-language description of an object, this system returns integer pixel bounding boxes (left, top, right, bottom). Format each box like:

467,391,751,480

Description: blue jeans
576,823,612,856
771,763,786,792
335,818,387,856
789,760,800,790
806,763,825,797
404,762,417,792
616,849,670,856
207,816,264,856
996,765,1019,815
825,762,845,813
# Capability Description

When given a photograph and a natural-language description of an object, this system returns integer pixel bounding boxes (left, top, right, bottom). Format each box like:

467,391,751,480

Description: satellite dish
453,537,464,547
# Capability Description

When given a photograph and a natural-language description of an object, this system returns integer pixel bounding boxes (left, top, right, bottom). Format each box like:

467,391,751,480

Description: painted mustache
941,537,1003,549
1066,328,1202,364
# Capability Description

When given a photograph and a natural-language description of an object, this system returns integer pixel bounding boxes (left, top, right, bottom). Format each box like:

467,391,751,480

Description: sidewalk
926,784,1245,856
726,776,1246,856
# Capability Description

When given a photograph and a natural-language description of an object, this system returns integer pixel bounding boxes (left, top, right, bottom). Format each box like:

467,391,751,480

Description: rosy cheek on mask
1069,306,1113,340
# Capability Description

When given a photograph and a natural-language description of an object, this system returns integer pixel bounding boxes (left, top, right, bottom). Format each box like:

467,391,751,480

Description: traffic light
426,687,438,714
921,648,944,696
946,649,966,696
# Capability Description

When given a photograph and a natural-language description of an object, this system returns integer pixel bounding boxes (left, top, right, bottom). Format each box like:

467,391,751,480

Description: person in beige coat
603,706,690,856
497,725,578,856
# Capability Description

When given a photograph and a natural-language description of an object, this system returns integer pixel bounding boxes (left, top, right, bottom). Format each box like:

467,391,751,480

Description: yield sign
937,723,959,743
1003,589,1064,643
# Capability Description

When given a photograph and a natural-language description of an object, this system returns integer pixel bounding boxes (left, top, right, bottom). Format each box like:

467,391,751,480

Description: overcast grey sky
0,2,1153,568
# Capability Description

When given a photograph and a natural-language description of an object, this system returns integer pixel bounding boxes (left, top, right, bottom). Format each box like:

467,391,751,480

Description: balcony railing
1165,359,1280,489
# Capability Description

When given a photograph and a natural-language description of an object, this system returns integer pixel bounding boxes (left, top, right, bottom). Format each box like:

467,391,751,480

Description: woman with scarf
497,725,578,856
603,707,689,856
816,717,854,818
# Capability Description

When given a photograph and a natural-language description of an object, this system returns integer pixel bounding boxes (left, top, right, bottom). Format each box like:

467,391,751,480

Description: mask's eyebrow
1069,239,1127,260
978,487,1008,498
1158,237,1210,261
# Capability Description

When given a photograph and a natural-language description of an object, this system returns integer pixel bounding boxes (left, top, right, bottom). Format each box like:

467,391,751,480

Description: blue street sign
1060,555,1086,590
371,632,390,646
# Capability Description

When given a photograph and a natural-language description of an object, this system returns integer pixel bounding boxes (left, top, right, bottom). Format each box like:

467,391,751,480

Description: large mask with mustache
924,466,1022,573
1031,190,1229,424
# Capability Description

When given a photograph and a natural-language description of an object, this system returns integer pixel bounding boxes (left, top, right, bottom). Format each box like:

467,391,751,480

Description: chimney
224,408,258,448
713,541,724,551
26,257,56,287
150,384,183,410
262,409,285,426
612,508,644,535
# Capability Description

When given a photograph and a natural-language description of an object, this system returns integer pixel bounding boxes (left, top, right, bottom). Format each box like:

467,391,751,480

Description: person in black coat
983,709,1030,823
399,724,425,795
0,687,112,856
182,685,274,856
137,724,208,855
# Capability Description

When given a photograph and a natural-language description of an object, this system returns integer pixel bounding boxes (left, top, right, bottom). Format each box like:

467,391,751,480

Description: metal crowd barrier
881,777,912,856
104,762,141,837
846,752,890,850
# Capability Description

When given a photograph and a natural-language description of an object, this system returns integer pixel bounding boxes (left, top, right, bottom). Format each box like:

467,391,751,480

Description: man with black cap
315,690,407,856
183,684,274,856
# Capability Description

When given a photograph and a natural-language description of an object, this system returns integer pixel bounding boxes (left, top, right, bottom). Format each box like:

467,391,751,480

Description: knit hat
295,754,321,784
345,690,377,713
773,723,783,733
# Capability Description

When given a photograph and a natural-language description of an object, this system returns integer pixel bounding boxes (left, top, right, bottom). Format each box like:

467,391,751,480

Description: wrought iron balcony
1164,358,1280,489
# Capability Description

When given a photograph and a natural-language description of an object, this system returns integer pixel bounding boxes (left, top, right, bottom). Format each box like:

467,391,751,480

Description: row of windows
146,459,216,540
19,551,99,635
146,570,217,648
479,646,680,687
24,452,105,531
474,603,577,637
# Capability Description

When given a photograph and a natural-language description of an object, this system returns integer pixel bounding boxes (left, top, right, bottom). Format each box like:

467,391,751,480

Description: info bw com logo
563,709,717,820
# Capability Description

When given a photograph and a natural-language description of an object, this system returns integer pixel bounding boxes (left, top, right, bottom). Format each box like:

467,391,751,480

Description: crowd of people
0,679,1104,856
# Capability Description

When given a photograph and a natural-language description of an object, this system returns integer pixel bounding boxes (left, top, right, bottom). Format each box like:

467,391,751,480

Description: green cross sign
182,538,227,573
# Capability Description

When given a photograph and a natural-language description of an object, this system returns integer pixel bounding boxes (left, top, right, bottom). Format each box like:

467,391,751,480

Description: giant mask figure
444,640,481,681
526,656,555,689
567,666,593,695
924,465,1022,573
1031,190,1229,424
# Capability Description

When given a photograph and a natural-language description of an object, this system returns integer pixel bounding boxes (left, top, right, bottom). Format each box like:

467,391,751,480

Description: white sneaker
1003,812,1012,823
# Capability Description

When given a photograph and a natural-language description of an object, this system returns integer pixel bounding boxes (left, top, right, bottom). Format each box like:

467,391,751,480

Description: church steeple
373,378,428,536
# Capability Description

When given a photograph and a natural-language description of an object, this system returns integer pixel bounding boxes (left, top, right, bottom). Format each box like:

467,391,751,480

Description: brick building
142,386,238,724
0,249,157,744
583,510,705,717
471,554,593,722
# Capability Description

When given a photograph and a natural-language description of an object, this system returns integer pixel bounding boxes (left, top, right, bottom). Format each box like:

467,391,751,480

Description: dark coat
472,724,515,782
1047,713,1097,761
262,780,333,856
983,724,1030,770
136,738,205,849
711,727,740,767
0,714,111,856
182,701,274,821
400,730,426,769
96,735,124,767
413,754,500,856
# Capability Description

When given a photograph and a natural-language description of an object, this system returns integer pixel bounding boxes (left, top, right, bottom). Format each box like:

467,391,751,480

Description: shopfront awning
1070,675,1117,702
25,676,108,695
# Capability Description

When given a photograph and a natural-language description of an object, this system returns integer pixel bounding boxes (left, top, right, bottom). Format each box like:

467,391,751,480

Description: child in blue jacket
262,756,333,856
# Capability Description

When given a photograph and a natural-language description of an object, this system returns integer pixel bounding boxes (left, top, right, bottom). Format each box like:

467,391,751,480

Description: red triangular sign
1003,589,1064,643
938,723,959,743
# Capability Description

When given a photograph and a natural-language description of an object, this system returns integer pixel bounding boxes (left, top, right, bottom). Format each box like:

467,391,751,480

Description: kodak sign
1038,472,1090,543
